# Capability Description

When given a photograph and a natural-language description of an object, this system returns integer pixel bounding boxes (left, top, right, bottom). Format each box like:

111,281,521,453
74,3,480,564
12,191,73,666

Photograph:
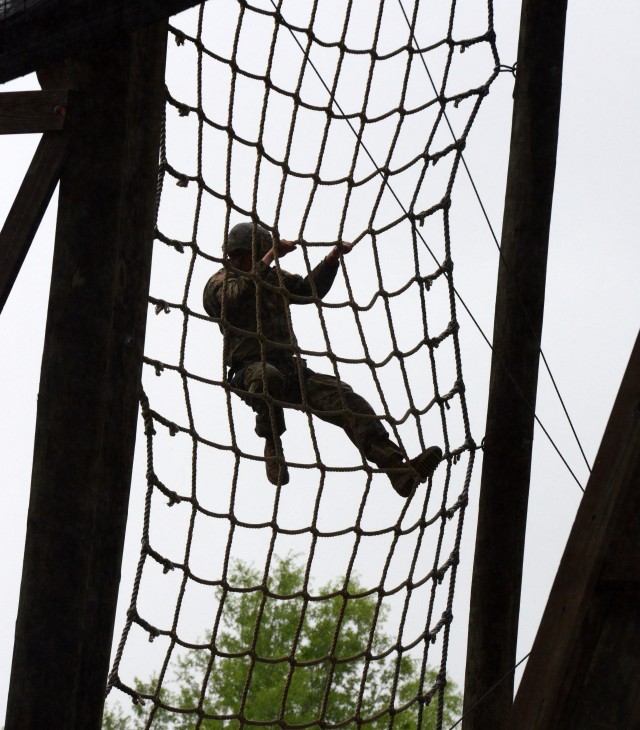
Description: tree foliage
104,556,461,729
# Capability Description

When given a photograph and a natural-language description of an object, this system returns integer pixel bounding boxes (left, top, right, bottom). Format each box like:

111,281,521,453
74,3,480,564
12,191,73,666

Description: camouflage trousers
234,359,403,468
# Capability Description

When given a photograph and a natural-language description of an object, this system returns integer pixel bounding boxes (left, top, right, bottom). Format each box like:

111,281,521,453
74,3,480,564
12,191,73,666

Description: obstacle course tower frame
0,2,638,729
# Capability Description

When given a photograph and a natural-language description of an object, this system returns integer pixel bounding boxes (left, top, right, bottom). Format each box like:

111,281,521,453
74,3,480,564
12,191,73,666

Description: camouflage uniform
203,258,404,468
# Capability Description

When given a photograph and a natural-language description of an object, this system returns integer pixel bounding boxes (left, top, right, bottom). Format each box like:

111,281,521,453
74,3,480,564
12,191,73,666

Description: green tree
104,556,461,729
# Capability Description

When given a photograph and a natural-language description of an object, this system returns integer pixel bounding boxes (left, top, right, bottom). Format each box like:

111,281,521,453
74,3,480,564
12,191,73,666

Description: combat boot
264,436,290,485
387,445,442,498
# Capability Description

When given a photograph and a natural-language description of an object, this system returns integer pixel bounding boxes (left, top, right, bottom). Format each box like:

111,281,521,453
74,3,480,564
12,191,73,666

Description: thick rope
106,1,499,727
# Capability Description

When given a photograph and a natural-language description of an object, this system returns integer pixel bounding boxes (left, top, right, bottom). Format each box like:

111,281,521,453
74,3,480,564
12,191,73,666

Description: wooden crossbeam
0,128,70,314
0,89,70,134
0,0,201,84
507,330,640,729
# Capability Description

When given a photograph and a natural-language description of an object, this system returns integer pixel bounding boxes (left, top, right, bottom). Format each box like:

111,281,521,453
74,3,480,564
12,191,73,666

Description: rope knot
166,491,181,506
162,562,174,575
498,62,517,78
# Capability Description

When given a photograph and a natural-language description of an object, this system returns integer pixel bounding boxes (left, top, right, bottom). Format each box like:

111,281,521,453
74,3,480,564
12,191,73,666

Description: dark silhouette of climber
203,221,442,494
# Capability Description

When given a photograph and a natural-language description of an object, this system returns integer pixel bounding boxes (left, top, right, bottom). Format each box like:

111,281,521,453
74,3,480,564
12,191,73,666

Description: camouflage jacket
203,257,339,370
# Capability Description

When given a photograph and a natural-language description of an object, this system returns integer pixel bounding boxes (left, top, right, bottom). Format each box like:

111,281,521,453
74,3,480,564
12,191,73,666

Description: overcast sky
1,0,639,724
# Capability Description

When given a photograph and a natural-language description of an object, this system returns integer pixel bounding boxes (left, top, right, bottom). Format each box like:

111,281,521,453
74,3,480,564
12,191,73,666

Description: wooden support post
507,330,640,729
462,2,568,728
0,129,70,314
4,21,167,730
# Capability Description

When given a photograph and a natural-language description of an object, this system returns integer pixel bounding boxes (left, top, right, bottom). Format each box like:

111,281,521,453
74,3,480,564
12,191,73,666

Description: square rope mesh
107,0,499,727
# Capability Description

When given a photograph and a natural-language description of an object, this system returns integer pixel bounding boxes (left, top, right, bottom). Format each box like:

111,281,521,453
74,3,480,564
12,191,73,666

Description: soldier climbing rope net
106,0,500,727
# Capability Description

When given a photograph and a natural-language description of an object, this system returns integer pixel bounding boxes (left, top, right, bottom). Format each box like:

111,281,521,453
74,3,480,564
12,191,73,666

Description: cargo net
106,0,499,727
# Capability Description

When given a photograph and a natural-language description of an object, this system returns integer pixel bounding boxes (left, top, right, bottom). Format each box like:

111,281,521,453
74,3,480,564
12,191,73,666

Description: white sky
1,0,639,724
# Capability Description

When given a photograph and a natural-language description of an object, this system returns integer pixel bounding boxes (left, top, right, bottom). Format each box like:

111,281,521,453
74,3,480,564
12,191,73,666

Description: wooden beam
600,551,640,582
462,1,568,728
0,89,70,134
4,20,167,730
508,330,640,729
0,0,200,84
0,129,70,314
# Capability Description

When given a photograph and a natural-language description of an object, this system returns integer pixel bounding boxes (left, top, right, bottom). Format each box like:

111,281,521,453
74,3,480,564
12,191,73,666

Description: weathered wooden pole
508,330,640,728
462,2,568,728
4,22,167,730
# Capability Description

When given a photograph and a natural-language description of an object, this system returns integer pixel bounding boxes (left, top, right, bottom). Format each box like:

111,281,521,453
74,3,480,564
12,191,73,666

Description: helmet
226,222,272,256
